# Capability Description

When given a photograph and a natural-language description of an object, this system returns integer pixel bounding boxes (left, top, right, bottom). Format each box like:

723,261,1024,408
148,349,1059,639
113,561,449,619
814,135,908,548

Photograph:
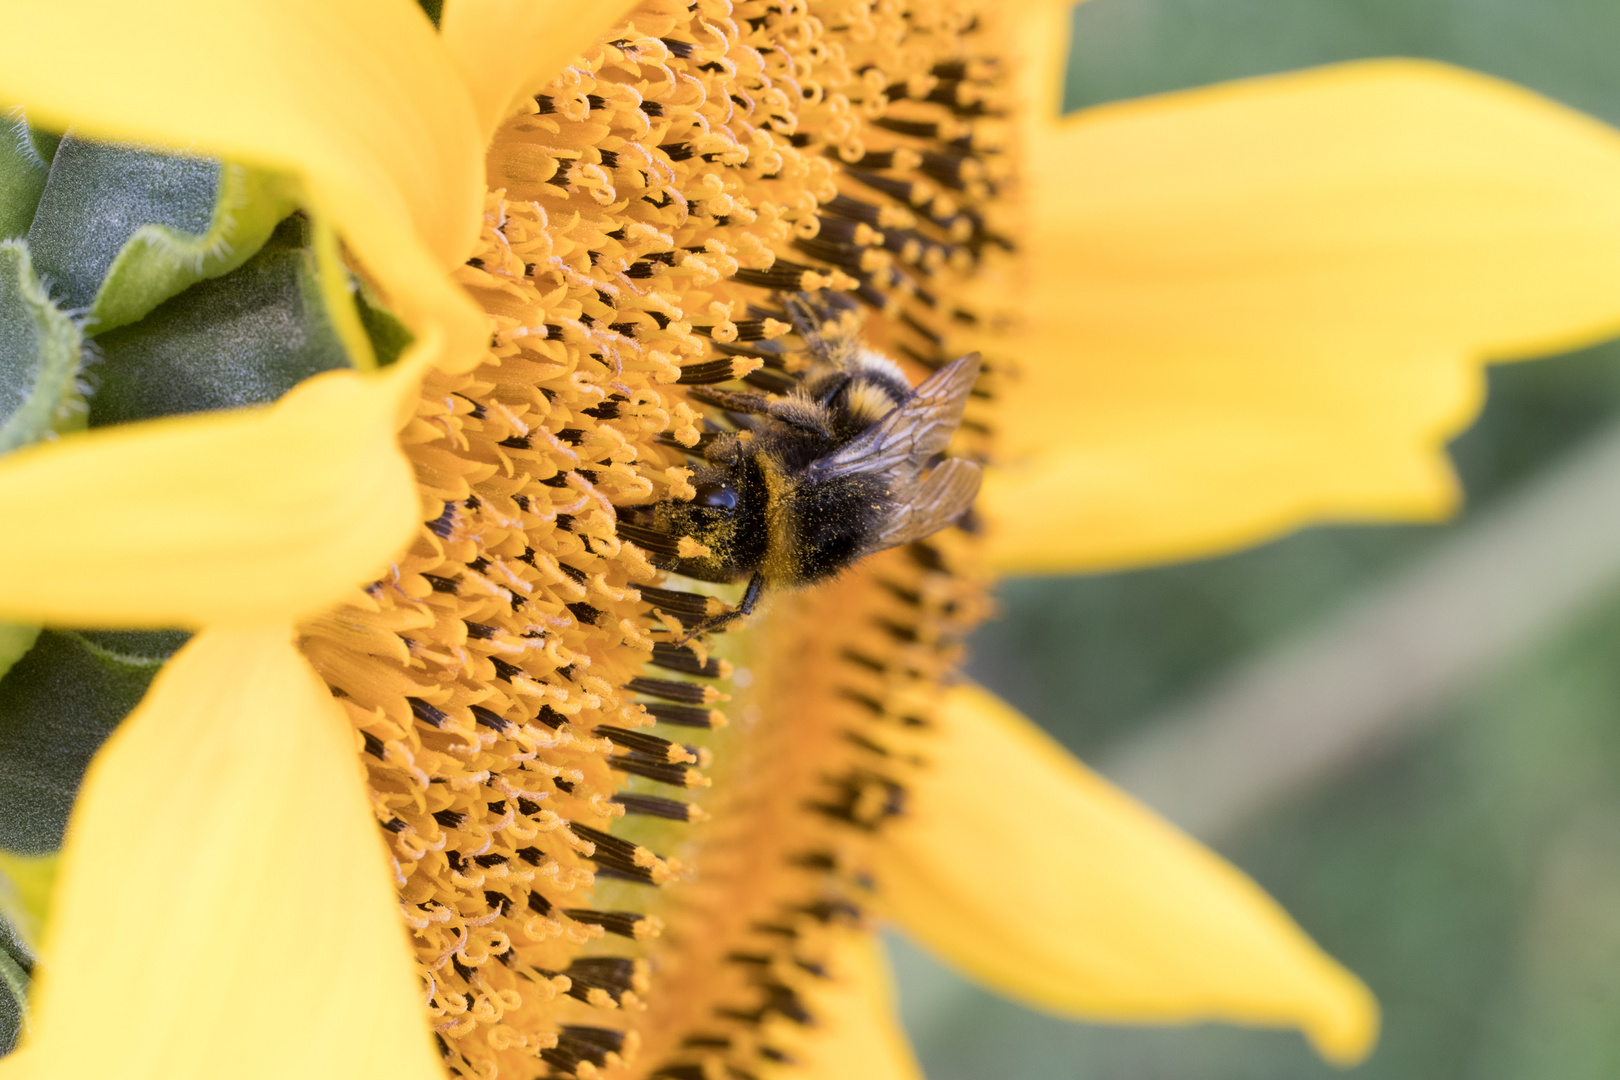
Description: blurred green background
891,1,1620,1077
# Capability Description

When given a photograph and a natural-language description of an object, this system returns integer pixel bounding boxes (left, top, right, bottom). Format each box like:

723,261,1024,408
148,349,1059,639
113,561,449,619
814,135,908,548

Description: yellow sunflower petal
8,625,441,1080
777,930,925,1080
987,59,1620,573
0,369,419,626
441,0,643,143
877,683,1378,1065
0,0,486,375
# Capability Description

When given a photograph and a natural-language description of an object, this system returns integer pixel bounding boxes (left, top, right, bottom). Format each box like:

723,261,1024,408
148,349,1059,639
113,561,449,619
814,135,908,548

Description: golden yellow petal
441,0,642,144
775,930,925,1080
0,0,487,377
1011,0,1073,132
10,626,442,1080
877,683,1378,1066
989,60,1620,572
0,370,419,626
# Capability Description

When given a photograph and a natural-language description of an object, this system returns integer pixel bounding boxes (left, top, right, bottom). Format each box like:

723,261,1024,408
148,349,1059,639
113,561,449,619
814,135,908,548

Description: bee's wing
866,456,983,553
805,352,981,481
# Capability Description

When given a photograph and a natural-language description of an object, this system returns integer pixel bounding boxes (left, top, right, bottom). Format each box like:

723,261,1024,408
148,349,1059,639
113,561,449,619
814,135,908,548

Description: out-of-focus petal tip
880,683,1380,1065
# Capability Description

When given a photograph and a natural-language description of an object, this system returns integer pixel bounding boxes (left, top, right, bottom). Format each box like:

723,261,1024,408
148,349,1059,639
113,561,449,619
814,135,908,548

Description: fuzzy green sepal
0,240,84,454
87,215,355,425
0,629,188,856
0,109,57,241
26,134,295,333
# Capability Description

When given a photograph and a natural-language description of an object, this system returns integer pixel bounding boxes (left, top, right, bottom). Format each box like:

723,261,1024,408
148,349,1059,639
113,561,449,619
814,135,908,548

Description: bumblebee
618,295,983,636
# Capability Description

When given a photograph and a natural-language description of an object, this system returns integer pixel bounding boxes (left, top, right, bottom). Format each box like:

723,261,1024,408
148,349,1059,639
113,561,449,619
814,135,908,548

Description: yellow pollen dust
298,0,1013,1077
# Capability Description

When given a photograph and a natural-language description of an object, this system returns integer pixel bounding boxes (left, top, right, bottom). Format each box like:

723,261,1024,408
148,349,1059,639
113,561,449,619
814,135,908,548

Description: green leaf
0,850,53,952
87,215,354,426
0,108,56,241
356,274,414,368
26,134,296,334
0,909,28,1056
0,240,85,454
0,629,188,855
0,849,47,1056
0,626,40,685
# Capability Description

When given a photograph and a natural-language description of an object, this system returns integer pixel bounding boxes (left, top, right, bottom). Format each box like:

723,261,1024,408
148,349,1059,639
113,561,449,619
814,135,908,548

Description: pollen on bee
664,467,697,501
676,536,712,560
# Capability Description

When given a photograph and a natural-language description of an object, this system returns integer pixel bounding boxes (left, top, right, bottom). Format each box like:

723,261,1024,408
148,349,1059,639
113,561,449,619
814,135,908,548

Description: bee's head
652,460,762,584
691,479,740,512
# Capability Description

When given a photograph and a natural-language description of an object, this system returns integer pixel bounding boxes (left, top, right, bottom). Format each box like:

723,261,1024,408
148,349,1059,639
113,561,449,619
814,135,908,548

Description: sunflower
4,1,1620,1079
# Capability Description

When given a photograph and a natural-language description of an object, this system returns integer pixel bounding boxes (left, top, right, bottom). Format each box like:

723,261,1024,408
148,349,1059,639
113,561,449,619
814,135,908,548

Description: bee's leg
783,290,857,368
675,572,765,644
689,386,833,439
687,386,777,416
784,292,836,357
735,571,765,616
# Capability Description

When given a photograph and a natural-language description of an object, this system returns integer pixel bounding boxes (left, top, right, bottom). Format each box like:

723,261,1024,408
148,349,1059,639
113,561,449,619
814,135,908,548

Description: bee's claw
674,608,745,647
667,572,764,648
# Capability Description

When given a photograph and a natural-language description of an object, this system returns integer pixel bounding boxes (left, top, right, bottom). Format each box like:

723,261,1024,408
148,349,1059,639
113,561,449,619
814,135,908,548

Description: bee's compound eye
694,482,738,510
